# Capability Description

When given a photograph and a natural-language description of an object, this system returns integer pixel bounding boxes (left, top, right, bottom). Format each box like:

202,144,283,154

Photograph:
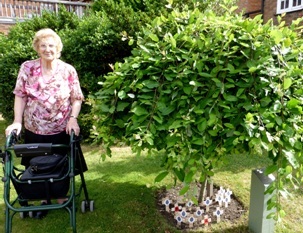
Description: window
277,0,303,14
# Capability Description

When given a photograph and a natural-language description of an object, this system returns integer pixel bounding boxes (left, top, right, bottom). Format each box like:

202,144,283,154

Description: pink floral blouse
13,58,84,135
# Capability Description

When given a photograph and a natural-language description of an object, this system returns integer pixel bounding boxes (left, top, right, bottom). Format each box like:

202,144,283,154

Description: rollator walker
0,130,94,233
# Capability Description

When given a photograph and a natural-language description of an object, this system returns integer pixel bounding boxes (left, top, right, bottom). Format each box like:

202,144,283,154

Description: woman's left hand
66,118,80,136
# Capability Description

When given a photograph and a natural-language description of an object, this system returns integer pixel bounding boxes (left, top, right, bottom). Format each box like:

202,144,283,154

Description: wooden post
206,180,214,198
162,198,171,212
213,207,224,223
203,197,212,212
187,214,195,228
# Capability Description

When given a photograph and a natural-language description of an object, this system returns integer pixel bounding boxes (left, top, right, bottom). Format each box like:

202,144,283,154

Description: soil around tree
156,183,246,231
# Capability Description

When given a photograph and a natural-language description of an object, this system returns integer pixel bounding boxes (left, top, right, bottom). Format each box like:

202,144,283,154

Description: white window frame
277,0,303,14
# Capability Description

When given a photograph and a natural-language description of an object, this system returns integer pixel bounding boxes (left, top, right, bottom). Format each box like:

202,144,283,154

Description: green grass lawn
0,119,302,233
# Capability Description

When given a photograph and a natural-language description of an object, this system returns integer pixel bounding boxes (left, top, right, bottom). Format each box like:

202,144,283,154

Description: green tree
92,5,303,220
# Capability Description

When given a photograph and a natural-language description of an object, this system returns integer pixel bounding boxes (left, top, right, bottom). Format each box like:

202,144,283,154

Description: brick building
237,0,303,25
0,0,90,34
0,22,12,34
2,1,302,34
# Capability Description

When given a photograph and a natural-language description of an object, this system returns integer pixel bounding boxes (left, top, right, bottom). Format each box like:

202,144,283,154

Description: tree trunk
198,180,207,203
198,179,214,203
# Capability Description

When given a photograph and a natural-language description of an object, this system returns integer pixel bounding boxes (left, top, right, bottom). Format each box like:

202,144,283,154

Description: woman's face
38,37,58,62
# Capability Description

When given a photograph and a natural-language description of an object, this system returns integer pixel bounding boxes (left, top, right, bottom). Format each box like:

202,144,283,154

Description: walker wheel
81,200,86,213
89,200,94,212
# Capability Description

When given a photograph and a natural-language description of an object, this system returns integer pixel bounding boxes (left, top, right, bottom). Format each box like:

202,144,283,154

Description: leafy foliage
92,5,303,219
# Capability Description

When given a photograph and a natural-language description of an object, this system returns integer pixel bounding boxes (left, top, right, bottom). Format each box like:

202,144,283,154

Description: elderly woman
5,28,84,218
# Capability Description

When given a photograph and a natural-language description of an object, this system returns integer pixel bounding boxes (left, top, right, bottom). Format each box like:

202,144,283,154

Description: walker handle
70,129,82,144
5,129,19,148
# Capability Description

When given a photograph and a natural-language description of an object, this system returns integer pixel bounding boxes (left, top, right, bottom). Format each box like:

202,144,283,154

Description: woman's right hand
5,122,22,136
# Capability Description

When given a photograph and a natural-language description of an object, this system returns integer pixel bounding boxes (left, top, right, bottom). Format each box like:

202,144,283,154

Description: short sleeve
68,66,84,103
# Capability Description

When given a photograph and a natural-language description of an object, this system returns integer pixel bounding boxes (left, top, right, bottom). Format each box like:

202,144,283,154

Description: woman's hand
5,122,22,136
66,117,80,136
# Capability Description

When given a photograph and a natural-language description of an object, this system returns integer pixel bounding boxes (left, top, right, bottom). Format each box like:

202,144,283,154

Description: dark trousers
21,129,69,167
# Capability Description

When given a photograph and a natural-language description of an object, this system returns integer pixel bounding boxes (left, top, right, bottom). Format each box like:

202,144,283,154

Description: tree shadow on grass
0,149,179,233
0,180,179,233
0,180,250,233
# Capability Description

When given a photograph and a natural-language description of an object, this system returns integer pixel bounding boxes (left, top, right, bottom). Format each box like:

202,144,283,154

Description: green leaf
265,165,278,174
146,137,154,145
279,209,286,218
270,29,283,44
100,103,110,112
236,88,245,97
179,185,190,195
183,86,192,95
170,36,176,48
158,103,175,115
143,80,159,88
128,38,134,46
208,130,218,136
169,120,182,129
167,135,180,148
153,115,163,124
192,137,203,145
149,33,159,42
260,97,272,107
118,90,126,99
207,170,215,176
132,106,148,116
116,102,129,111
173,168,185,182
287,98,300,109
184,171,195,183
223,93,238,102
139,44,150,53
275,116,283,125
199,72,212,78
207,113,217,126
283,78,292,89
115,119,125,128
154,171,169,182
197,120,207,132
249,67,257,73
224,123,234,129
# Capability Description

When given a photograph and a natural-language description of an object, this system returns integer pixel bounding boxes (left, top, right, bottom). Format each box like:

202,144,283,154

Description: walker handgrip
70,129,82,144
5,129,18,148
